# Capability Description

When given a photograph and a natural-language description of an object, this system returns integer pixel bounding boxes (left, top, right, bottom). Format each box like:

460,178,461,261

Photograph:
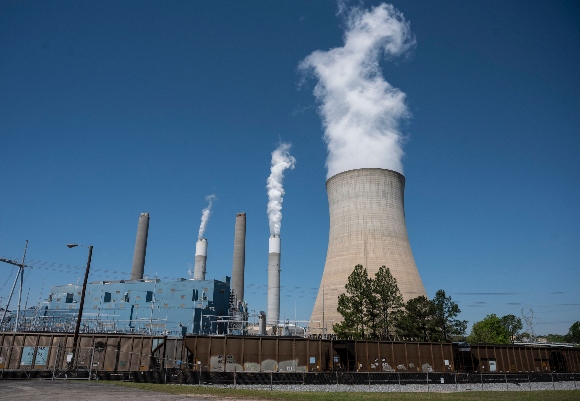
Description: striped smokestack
194,239,208,280
130,212,149,280
267,234,281,325
231,212,246,301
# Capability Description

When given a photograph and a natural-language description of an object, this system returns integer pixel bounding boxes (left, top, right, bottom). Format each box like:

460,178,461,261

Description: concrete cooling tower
130,212,150,280
310,168,426,333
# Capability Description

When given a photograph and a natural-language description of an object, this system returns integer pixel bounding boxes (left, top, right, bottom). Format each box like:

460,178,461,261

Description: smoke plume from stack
266,143,296,236
299,3,415,178
198,194,216,240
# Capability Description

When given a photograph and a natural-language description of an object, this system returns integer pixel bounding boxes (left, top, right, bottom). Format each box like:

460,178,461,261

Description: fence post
368,372,370,386
270,371,273,391
551,372,555,391
234,367,236,388
505,372,508,391
336,371,339,387
481,370,483,391
454,372,457,392
528,373,531,391
398,371,401,392
427,369,429,392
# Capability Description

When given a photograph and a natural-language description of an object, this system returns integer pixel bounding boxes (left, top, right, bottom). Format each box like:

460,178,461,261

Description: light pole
67,243,93,369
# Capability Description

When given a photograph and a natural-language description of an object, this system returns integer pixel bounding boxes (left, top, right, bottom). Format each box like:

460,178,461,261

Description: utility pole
0,240,29,331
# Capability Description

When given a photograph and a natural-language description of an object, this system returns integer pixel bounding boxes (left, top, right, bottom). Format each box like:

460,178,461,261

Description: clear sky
1,1,579,336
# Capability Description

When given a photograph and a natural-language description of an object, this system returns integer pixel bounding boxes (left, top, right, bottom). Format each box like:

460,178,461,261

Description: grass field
109,381,579,401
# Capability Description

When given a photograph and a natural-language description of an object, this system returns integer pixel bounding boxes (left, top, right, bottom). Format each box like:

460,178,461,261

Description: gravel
208,381,578,392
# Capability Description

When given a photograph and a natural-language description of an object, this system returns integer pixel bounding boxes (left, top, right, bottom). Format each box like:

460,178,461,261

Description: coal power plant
310,168,427,334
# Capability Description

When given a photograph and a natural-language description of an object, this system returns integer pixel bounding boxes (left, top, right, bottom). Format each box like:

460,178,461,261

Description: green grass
105,381,579,401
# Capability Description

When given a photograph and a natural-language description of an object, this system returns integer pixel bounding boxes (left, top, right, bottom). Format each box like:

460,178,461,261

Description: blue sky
1,1,578,335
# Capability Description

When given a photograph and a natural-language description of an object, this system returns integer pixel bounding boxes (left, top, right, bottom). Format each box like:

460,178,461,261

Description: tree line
333,264,467,342
335,265,579,345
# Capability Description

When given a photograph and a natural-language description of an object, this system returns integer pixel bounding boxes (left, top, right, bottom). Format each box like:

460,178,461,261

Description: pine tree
397,296,436,342
373,266,403,340
333,265,371,339
431,289,467,342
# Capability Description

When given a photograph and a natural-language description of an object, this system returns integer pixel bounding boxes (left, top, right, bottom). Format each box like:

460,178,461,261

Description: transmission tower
521,307,537,342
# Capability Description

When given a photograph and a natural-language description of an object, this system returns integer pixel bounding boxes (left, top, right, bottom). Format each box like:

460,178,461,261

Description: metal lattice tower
521,307,537,341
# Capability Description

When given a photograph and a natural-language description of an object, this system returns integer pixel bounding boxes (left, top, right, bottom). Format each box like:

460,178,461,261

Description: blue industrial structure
23,277,232,336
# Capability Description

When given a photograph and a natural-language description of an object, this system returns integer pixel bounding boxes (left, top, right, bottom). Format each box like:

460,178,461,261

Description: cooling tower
231,212,246,301
267,235,281,325
310,168,426,333
194,239,208,280
130,212,150,280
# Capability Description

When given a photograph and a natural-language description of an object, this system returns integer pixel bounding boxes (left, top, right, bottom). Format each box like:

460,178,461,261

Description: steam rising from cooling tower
301,4,426,333
130,212,150,280
198,194,216,240
299,3,415,178
267,143,296,236
266,143,295,326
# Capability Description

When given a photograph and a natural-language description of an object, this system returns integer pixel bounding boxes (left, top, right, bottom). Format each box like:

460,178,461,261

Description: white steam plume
299,3,415,179
267,143,296,236
198,194,216,240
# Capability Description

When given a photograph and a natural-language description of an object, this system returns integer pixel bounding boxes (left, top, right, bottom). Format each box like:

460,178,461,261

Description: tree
567,321,580,343
397,296,436,342
373,266,404,340
431,290,467,342
467,314,511,344
333,265,372,339
500,314,523,343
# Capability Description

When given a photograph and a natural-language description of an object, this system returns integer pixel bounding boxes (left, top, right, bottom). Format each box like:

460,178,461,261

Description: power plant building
310,168,426,334
34,277,231,336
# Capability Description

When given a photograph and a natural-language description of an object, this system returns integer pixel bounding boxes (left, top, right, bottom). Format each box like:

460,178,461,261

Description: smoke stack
231,213,246,301
194,239,208,280
310,168,426,333
130,212,150,280
267,234,281,326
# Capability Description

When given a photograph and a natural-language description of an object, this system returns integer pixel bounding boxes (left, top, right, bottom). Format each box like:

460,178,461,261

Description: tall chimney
310,168,426,333
267,234,281,326
231,212,246,301
130,212,150,280
194,239,208,280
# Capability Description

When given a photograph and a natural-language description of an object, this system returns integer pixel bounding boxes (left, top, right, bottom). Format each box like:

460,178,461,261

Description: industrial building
2,211,252,336
33,277,232,336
